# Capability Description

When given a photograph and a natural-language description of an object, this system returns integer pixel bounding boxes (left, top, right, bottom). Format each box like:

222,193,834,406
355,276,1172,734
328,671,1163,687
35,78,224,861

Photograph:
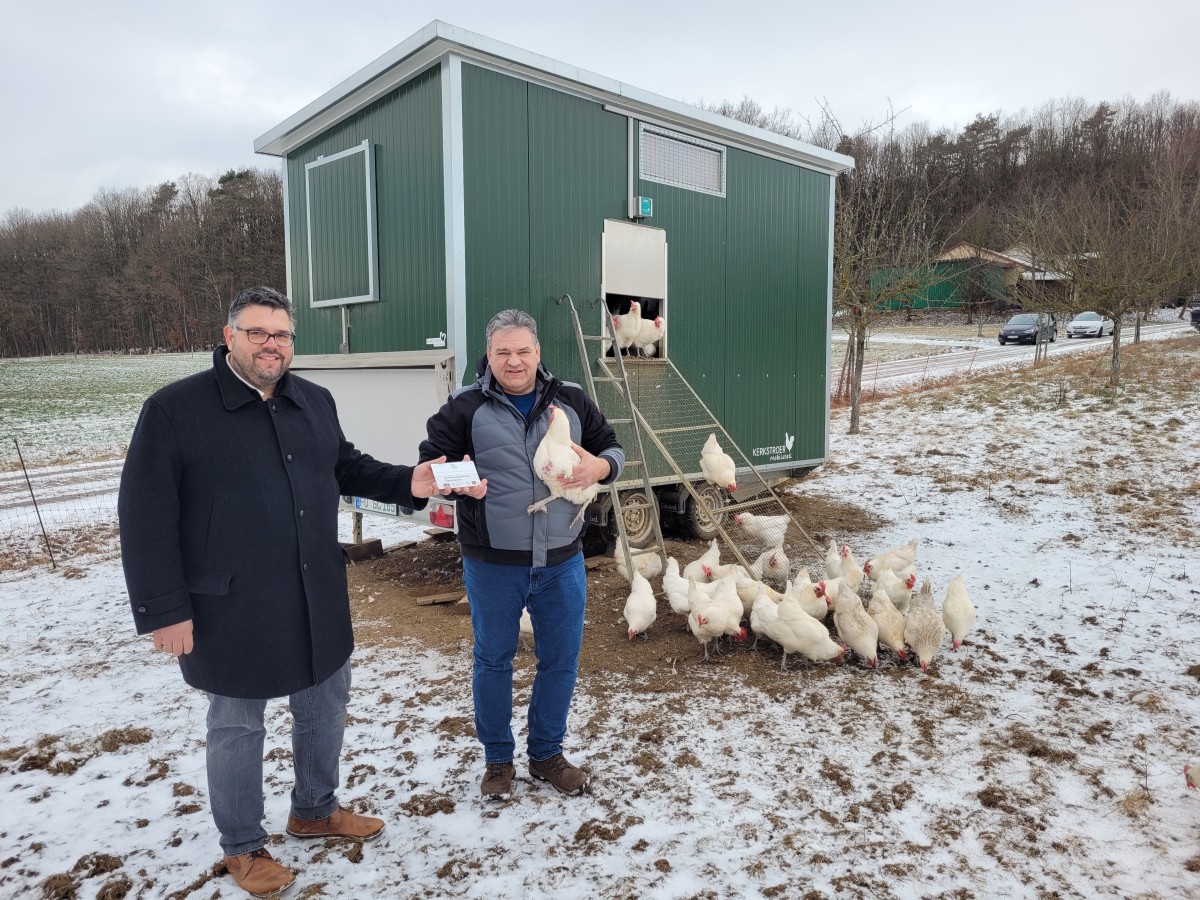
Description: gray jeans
205,660,351,856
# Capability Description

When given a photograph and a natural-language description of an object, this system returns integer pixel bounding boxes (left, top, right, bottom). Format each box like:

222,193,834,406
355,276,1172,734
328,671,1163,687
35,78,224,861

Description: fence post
14,437,56,570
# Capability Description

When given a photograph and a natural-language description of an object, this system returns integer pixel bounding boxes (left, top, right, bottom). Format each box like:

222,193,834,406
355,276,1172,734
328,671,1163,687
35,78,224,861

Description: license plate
353,497,398,516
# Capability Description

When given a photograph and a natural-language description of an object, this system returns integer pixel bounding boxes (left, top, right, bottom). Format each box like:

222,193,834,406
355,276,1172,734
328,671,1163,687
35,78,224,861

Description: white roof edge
253,20,854,175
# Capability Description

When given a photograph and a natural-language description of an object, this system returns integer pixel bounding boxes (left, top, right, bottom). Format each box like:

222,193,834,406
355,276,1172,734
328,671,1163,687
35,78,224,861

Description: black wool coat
118,347,425,699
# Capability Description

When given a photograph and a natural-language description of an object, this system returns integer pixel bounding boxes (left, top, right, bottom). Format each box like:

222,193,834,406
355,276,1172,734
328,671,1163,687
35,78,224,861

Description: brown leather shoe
223,847,295,898
480,761,516,802
286,806,384,841
529,753,588,796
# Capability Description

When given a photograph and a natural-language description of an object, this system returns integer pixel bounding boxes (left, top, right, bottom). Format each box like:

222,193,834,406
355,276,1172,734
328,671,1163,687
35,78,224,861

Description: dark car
998,313,1057,345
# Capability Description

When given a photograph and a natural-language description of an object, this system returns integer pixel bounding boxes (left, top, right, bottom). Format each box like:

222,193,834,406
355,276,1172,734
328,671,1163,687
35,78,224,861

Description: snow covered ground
2,332,1200,899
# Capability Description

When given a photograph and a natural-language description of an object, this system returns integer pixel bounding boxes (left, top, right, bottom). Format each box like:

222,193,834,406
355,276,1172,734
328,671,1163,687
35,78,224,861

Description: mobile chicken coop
253,21,854,545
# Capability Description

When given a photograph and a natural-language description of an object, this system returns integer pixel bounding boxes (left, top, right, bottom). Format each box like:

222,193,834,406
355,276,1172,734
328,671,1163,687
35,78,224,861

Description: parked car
1066,311,1114,338
998,313,1057,345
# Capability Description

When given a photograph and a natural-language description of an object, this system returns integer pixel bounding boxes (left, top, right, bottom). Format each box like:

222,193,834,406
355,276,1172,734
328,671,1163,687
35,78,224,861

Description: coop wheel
615,489,656,548
684,483,729,541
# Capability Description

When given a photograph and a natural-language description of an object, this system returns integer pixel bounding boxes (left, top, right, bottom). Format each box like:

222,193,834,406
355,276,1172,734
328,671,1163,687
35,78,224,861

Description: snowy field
2,331,1200,898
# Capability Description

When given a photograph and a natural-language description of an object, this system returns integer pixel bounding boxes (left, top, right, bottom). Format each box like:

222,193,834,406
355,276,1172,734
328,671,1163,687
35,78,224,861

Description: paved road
861,321,1192,388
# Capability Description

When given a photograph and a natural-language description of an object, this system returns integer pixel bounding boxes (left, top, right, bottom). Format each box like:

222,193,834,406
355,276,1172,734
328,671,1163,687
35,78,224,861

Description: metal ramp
558,295,822,579
558,294,666,579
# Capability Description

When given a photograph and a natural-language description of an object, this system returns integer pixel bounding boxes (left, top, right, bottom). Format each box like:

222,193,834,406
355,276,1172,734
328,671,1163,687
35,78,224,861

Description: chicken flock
618,532,978,675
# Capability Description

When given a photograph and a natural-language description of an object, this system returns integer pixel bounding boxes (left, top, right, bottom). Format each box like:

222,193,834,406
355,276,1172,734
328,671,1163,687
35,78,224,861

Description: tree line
3,93,1198,372
710,91,1200,414
0,169,284,357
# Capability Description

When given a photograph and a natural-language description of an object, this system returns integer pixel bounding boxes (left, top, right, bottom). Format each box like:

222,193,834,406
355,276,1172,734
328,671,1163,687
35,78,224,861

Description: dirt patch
348,489,889,700
98,728,151,753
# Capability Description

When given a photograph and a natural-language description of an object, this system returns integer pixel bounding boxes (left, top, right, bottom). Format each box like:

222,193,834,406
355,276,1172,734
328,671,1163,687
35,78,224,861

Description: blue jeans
205,660,351,857
462,553,586,764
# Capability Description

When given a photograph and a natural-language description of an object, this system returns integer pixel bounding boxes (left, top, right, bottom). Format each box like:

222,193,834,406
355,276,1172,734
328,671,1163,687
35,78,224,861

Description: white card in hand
431,460,481,489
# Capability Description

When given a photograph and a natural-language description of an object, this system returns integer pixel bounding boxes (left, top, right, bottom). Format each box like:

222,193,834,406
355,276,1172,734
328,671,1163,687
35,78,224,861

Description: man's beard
230,348,287,391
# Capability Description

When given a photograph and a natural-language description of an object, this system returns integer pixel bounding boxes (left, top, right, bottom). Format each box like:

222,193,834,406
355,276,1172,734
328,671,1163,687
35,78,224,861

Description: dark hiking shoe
481,761,516,802
529,753,588,796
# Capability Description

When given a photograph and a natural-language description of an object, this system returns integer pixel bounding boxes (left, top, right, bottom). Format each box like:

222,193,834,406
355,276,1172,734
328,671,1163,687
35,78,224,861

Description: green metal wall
639,135,830,466
284,66,445,354
461,65,627,384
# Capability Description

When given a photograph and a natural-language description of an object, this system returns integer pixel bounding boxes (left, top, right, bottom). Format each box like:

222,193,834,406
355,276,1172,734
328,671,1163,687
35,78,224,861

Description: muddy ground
348,483,891,691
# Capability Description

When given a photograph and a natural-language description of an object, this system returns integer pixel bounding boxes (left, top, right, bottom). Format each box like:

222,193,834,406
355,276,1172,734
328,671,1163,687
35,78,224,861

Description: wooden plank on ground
414,591,464,607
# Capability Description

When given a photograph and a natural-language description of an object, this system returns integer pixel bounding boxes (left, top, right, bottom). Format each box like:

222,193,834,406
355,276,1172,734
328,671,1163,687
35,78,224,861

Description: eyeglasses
234,327,296,347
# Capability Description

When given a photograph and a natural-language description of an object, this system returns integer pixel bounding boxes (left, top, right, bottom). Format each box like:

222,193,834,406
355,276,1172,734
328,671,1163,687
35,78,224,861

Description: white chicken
867,587,908,660
622,571,657,640
663,557,692,615
814,576,845,607
783,577,829,621
773,585,846,669
732,511,790,547
634,315,666,357
612,300,642,354
682,539,720,583
1186,761,1200,790
863,539,919,580
699,433,737,493
749,546,789,584
941,573,976,650
824,540,844,580
687,577,745,661
526,404,600,526
749,584,781,649
735,570,783,618
877,568,917,615
614,543,663,583
838,544,864,592
832,583,878,668
706,561,749,582
519,607,534,651
710,571,745,635
791,566,813,592
904,579,946,673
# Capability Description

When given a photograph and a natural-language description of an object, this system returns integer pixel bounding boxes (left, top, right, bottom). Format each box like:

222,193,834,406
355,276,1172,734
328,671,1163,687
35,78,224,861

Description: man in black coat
118,286,481,897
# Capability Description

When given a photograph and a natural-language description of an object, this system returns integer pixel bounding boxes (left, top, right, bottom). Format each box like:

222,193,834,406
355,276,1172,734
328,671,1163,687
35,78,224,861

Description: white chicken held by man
623,571,657,640
699,433,737,493
526,404,603,527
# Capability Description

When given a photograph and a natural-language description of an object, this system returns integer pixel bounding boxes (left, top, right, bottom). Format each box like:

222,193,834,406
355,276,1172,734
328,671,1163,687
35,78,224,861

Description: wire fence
0,437,121,575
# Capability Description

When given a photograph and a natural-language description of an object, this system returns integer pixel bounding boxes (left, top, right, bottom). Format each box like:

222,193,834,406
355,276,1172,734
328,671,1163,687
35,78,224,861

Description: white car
1066,311,1114,338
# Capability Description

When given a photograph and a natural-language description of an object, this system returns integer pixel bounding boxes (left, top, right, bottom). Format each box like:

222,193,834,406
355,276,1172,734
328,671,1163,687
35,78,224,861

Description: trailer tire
612,489,657,548
683,483,729,541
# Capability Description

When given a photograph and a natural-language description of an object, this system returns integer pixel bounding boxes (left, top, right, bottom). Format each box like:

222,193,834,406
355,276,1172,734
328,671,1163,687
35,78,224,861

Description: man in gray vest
420,309,624,802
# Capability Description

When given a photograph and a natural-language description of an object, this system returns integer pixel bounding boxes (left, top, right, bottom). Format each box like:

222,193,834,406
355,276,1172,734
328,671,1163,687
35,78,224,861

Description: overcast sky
3,0,1197,215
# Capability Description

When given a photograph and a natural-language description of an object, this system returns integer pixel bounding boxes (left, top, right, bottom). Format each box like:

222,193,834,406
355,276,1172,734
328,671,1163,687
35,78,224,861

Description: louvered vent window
639,125,726,197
